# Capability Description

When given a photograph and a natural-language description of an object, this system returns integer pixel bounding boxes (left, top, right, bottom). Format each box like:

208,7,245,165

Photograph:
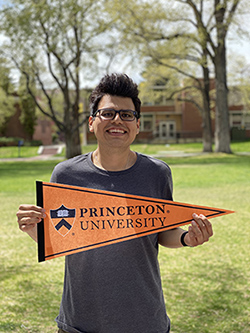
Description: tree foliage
229,56,250,110
18,75,37,141
176,0,242,153
112,0,247,153
0,59,15,135
0,0,114,158
110,0,214,150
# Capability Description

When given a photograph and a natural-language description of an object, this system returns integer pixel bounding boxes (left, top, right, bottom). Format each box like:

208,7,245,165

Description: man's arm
158,213,213,248
16,205,46,243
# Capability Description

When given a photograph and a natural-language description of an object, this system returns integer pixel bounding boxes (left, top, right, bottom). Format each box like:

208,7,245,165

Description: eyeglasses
94,108,138,121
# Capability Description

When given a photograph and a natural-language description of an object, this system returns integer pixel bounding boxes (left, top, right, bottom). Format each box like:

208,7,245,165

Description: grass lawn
0,146,40,159
0,139,250,159
0,144,249,332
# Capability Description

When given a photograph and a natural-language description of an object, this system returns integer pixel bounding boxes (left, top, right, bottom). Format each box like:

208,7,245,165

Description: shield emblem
50,204,76,237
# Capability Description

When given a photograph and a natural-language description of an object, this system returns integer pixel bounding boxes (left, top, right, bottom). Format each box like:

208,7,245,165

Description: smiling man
89,94,139,171
17,73,213,333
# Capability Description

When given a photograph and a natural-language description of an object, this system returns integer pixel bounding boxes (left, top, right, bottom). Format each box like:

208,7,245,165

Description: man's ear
136,119,140,134
89,116,94,133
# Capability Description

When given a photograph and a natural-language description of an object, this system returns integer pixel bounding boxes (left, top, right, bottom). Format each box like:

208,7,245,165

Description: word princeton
79,203,170,231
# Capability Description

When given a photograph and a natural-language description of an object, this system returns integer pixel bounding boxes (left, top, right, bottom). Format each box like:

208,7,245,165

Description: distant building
138,100,204,143
3,84,250,145
3,104,54,145
87,93,250,144
136,100,250,144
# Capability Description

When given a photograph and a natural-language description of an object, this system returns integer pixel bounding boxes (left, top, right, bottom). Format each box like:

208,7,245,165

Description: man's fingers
18,204,44,214
201,214,213,237
19,223,37,232
17,205,45,219
192,214,213,240
191,220,204,243
186,214,214,247
17,205,46,232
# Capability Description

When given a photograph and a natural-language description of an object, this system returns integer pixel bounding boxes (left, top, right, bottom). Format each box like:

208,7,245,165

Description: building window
244,114,250,129
158,121,176,139
230,112,250,129
141,114,153,131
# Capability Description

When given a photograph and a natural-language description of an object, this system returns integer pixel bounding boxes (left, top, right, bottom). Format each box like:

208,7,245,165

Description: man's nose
112,112,123,123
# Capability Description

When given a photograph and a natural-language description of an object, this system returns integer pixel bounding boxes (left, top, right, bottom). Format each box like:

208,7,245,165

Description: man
17,73,213,333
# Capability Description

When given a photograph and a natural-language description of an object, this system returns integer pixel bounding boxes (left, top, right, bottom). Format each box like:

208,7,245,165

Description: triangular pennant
36,181,234,262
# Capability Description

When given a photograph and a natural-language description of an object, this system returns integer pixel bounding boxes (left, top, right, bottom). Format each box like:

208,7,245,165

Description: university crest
50,204,76,237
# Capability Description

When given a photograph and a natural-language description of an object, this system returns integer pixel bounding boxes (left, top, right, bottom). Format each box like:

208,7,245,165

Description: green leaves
0,0,118,158
0,60,15,135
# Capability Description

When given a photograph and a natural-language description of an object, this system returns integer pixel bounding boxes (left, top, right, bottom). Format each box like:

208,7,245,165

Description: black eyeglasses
94,108,138,121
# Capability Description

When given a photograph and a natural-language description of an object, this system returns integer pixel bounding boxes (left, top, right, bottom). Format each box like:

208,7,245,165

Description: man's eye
122,112,133,118
102,111,114,118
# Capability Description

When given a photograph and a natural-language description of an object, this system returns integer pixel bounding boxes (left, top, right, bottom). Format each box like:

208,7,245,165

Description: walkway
0,144,65,162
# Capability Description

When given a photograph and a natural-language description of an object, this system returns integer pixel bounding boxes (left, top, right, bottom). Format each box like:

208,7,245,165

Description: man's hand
16,205,46,242
184,213,213,247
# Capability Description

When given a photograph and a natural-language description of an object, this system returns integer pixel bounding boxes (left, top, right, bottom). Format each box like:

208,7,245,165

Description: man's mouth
106,128,127,134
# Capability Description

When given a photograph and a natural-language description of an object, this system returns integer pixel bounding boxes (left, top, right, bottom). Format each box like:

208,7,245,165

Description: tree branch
167,84,202,100
224,0,241,38
176,96,203,113
146,44,202,89
9,52,65,131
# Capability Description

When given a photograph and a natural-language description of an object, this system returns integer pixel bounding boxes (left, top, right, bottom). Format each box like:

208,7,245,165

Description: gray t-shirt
51,152,173,333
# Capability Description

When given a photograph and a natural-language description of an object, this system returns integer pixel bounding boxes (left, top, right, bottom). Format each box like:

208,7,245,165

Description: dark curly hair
89,73,141,118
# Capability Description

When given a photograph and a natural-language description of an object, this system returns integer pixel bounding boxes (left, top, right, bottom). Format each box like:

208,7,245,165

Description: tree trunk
214,45,232,153
64,103,82,159
201,64,213,152
63,94,82,159
201,99,213,152
65,127,81,159
213,0,232,153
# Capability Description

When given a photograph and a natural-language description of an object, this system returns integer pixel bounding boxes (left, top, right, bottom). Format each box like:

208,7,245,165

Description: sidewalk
1,146,249,162
0,144,65,162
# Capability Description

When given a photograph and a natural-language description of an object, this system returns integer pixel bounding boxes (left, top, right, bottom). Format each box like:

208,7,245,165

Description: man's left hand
185,214,213,247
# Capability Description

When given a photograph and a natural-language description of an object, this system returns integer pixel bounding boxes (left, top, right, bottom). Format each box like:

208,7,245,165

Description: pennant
36,181,234,262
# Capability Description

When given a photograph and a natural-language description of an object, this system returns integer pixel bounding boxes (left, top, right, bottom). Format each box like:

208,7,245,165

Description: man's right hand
16,205,46,242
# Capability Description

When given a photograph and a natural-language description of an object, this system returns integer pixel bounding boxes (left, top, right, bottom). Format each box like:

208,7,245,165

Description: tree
111,1,214,151
18,75,37,141
139,59,214,152
0,59,15,135
228,56,250,129
0,0,114,158
177,0,242,153
169,0,246,152
113,0,246,153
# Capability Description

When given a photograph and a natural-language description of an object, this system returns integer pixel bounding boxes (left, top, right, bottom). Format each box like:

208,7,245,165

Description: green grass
0,140,249,159
0,160,62,332
160,154,250,333
0,146,40,159
1,146,250,332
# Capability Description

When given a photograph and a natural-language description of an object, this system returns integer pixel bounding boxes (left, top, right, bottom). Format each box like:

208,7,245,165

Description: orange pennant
36,181,234,262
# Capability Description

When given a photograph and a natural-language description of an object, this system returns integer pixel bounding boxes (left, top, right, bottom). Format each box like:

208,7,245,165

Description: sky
0,0,249,85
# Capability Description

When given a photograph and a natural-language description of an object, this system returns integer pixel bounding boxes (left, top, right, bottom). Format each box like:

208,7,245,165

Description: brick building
3,87,250,145
3,104,54,146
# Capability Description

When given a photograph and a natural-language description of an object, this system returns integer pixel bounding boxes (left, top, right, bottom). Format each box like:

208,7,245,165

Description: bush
0,137,42,147
0,137,22,147
24,140,42,147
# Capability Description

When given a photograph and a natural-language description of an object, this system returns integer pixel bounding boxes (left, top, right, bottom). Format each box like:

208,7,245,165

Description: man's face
89,95,140,150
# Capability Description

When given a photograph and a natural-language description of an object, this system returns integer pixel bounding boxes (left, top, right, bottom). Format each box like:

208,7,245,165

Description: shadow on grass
1,154,250,173
163,261,248,332
1,264,37,282
0,161,59,179
161,153,250,166
0,323,20,332
1,263,62,332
